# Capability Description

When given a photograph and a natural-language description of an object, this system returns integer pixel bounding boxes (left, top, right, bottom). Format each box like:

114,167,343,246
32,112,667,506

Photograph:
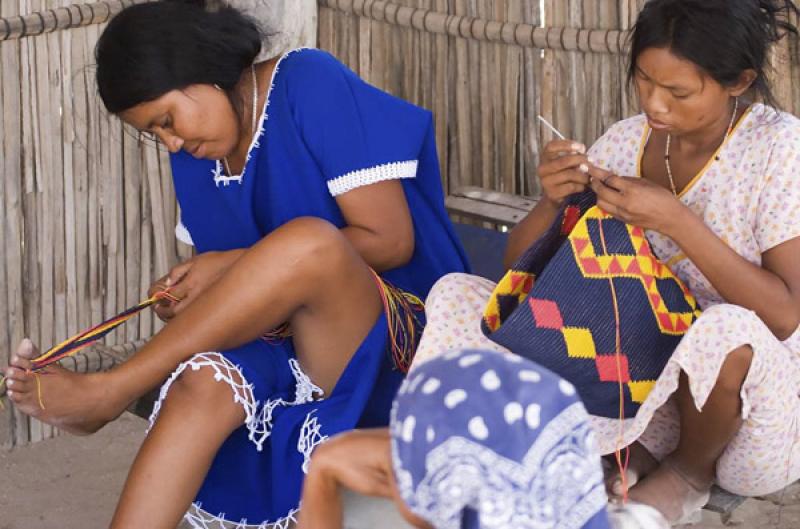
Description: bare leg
110,366,246,529
3,217,383,434
628,345,753,522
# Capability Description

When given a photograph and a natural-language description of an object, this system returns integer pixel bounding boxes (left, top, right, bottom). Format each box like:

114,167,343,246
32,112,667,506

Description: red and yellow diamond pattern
528,296,655,404
483,270,535,332
570,207,701,335
483,204,702,406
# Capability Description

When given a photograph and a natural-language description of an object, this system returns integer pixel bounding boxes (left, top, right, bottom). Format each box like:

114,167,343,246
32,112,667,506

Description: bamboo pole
0,0,147,41
319,0,629,54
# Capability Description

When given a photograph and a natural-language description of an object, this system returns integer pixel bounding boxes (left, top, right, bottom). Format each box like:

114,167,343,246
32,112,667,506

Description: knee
716,345,754,395
267,217,353,274
282,217,341,241
427,274,461,303
167,365,242,411
427,273,486,304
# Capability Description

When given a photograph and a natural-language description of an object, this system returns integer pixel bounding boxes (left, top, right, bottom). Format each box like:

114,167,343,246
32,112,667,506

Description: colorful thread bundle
0,290,179,408
372,271,425,373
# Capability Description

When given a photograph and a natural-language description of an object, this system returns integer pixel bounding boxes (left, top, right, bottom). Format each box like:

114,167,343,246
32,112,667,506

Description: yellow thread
34,372,45,410
665,252,687,269
370,270,424,372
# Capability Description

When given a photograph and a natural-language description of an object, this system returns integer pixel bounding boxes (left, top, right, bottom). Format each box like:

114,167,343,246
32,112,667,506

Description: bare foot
604,441,659,497
627,456,711,524
1,339,124,435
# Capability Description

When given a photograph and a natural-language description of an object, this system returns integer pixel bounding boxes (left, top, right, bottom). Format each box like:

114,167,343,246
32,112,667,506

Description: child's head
95,0,264,156
390,349,608,529
627,0,799,135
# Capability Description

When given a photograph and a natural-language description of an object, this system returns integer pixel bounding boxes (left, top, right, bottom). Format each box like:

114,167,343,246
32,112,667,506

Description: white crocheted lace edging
184,501,299,529
298,410,329,474
147,349,324,454
211,47,312,188
327,160,418,197
175,220,195,246
248,358,325,452
147,352,257,435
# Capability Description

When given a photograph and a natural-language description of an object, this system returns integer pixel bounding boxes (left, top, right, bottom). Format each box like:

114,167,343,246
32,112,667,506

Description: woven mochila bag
482,191,702,418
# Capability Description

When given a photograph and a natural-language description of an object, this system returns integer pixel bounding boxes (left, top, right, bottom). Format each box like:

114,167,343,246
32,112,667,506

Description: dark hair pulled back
628,0,800,109
96,0,262,113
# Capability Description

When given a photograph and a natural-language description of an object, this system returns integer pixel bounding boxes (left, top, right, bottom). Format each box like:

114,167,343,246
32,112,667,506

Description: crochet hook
537,115,566,140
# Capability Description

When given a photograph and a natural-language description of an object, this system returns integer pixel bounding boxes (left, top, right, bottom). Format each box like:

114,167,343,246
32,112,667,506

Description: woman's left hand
588,168,689,236
148,249,246,321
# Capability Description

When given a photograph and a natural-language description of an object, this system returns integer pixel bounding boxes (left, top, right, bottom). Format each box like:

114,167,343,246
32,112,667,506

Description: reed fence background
0,0,190,446
2,0,799,446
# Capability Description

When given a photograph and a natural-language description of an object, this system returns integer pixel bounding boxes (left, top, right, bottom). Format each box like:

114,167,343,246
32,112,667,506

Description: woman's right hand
537,140,592,206
147,268,185,323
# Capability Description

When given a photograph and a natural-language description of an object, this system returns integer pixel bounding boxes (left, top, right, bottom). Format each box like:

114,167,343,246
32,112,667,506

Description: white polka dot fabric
391,349,609,529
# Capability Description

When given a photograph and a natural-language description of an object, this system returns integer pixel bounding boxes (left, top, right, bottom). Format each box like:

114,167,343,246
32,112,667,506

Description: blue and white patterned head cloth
390,349,610,529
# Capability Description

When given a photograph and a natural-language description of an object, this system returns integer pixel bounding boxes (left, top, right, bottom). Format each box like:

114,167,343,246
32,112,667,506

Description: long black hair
95,0,263,114
628,0,800,108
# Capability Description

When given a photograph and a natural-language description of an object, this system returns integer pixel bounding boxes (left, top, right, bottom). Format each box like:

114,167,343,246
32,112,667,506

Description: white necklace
223,64,258,176
664,97,739,196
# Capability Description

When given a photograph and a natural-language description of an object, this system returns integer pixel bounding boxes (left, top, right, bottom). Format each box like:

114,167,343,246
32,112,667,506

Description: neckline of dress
635,103,757,199
212,47,310,187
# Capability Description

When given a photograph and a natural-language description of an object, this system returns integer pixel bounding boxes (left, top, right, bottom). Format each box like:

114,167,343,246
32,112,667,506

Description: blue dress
150,48,469,527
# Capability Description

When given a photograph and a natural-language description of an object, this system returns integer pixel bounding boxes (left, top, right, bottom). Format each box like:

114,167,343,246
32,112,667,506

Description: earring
213,84,223,91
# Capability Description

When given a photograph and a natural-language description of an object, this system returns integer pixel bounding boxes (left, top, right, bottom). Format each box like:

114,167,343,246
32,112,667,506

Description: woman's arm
297,465,345,529
298,429,396,529
336,180,415,272
670,214,800,339
505,199,560,269
591,173,800,340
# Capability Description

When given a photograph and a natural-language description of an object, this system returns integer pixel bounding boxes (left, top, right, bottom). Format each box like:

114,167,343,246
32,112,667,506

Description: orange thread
598,216,631,503
34,372,45,410
370,270,424,373
262,322,293,343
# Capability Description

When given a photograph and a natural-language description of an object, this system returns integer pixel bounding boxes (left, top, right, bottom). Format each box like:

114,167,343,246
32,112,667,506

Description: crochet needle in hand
537,115,566,140
538,116,586,156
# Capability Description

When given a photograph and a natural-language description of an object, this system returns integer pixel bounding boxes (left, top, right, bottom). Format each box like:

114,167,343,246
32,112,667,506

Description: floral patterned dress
414,104,800,496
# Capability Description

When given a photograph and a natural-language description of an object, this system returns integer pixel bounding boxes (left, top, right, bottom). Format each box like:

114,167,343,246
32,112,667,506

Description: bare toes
15,338,40,365
6,376,33,394
7,389,29,405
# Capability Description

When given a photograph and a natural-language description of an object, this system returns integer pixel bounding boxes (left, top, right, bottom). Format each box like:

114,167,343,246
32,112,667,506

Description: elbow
774,311,800,341
503,230,523,271
392,232,416,268
503,244,521,271
376,231,415,271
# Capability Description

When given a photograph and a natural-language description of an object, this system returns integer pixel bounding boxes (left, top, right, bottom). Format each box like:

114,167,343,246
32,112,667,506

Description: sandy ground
1,406,799,529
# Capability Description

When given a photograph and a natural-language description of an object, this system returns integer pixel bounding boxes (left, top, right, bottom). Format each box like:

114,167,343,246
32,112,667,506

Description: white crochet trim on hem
184,501,298,529
148,351,324,453
327,160,418,197
248,358,325,452
175,220,195,246
298,410,329,474
147,353,257,434
211,47,312,188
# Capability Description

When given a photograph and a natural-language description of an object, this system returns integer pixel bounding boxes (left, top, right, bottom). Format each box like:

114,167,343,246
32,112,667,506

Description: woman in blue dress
1,2,468,528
